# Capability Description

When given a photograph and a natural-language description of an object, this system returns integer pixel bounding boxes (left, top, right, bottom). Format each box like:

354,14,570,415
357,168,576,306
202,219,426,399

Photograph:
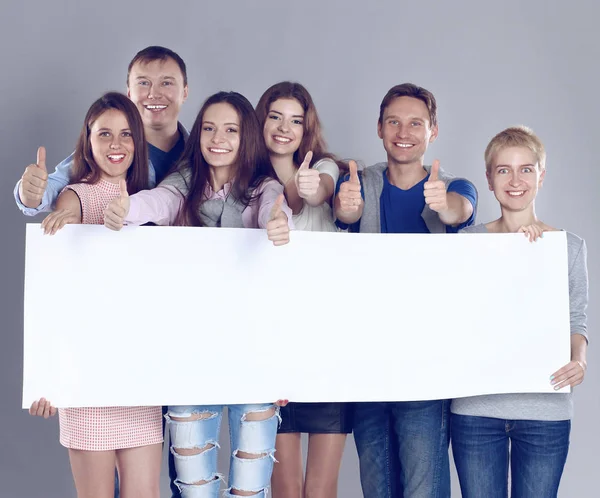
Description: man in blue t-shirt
335,83,477,498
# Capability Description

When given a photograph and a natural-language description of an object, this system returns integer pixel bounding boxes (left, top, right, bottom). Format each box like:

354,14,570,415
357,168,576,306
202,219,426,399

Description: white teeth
145,105,167,110
108,154,125,160
273,136,292,143
394,143,413,148
209,148,230,153
508,191,525,196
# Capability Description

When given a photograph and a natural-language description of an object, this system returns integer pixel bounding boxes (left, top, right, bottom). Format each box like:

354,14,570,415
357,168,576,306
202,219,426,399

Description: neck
144,121,180,152
269,153,296,185
491,205,541,233
386,158,427,190
208,165,233,193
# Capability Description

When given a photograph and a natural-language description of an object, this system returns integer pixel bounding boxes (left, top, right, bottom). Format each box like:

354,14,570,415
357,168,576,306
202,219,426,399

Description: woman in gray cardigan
451,126,589,498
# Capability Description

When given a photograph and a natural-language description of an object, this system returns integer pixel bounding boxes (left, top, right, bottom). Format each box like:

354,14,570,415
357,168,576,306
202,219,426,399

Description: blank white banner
22,224,570,408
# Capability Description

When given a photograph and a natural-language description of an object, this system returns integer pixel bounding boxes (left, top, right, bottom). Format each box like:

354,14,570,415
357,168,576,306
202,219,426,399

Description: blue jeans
353,400,451,498
451,414,570,498
166,404,279,498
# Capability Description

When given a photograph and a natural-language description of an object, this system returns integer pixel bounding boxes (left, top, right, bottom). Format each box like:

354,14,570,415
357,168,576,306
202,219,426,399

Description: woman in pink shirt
104,91,291,498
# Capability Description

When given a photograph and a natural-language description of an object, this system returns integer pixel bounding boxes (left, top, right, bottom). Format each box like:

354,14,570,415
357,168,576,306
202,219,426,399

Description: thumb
349,160,359,184
119,179,129,198
270,194,284,220
429,159,440,181
299,150,313,170
36,146,47,172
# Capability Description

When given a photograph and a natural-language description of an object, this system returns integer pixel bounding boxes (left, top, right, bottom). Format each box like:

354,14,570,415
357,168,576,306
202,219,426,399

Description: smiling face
199,102,240,170
377,96,438,167
89,109,134,182
263,98,305,158
487,146,545,212
127,57,188,131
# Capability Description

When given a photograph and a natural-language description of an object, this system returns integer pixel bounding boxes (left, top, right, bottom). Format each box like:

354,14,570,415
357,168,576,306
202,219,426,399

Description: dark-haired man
335,83,478,498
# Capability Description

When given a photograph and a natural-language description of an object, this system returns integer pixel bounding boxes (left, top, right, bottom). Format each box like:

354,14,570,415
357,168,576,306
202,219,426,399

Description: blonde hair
484,125,546,174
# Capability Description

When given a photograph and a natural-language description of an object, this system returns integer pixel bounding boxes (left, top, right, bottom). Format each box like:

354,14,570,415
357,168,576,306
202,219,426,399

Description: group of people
18,46,588,498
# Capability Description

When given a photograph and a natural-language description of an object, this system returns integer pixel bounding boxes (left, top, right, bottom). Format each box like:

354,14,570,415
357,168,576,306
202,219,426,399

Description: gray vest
160,166,246,228
199,195,245,228
359,162,470,234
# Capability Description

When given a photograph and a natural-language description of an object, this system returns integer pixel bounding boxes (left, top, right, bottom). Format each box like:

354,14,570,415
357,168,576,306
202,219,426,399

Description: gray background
1,0,598,496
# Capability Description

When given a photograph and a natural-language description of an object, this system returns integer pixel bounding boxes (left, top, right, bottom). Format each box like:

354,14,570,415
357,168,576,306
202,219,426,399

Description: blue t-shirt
149,133,185,183
335,168,477,233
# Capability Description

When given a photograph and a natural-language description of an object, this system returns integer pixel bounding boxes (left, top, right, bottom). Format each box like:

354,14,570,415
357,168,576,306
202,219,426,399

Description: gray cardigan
359,162,475,233
451,224,589,421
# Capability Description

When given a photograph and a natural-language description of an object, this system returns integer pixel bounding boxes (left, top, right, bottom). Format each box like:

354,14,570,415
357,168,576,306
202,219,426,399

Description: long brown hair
174,91,276,227
255,81,346,171
71,92,149,194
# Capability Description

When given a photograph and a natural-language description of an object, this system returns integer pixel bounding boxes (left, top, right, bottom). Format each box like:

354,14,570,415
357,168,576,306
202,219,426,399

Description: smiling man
15,46,189,214
335,83,478,498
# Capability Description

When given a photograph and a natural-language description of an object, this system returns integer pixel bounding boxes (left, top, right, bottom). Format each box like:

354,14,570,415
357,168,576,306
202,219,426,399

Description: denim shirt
14,122,189,215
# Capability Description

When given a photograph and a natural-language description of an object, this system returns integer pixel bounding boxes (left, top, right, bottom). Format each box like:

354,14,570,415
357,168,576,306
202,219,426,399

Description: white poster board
22,225,570,408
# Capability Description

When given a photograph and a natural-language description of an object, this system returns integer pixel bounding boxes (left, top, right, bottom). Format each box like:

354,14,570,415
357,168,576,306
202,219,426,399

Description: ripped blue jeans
166,404,279,497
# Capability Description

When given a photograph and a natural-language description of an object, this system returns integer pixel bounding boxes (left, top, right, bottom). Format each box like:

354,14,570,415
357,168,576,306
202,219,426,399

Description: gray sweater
451,224,589,421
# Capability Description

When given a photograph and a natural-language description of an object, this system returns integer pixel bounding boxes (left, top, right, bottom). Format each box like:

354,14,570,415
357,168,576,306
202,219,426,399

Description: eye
411,121,422,127
121,131,132,138
497,168,508,174
292,119,303,125
99,131,111,138
202,126,214,132
138,80,149,86
389,120,398,125
522,167,533,173
162,81,173,86
226,127,238,133
268,114,279,121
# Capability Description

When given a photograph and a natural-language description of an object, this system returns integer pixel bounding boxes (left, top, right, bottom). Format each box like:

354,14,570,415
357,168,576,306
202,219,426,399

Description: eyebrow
269,110,304,118
96,127,132,132
202,121,239,126
134,75,176,80
385,115,425,121
495,163,535,168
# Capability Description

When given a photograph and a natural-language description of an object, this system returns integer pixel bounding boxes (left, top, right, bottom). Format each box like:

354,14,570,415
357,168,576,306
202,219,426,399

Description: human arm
104,181,184,230
16,148,73,215
294,152,338,210
334,160,363,224
424,160,475,227
29,398,57,418
40,189,82,235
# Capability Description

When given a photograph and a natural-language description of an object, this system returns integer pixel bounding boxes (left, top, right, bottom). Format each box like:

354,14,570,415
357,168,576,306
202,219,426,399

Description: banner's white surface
22,225,570,408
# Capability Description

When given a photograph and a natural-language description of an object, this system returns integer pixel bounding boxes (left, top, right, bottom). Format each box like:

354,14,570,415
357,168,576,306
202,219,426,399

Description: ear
127,87,131,98
377,120,383,139
486,170,494,191
428,124,439,143
183,85,189,102
538,168,546,188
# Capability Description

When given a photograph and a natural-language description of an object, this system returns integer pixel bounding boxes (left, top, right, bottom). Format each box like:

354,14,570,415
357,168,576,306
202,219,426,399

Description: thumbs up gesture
423,159,448,213
19,146,49,208
266,194,290,246
104,179,130,231
294,151,320,199
337,160,362,212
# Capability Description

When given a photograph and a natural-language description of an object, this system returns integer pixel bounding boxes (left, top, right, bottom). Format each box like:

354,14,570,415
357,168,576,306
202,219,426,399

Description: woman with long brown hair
255,82,352,498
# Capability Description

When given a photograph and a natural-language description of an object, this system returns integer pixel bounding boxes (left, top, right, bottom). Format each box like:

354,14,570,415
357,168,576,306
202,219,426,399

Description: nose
396,123,410,138
147,83,162,100
211,129,225,144
109,136,123,150
509,170,521,186
277,119,290,133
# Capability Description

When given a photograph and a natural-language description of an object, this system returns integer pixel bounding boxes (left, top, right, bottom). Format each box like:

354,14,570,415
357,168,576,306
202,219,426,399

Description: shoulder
459,223,487,234
565,231,586,262
363,162,387,178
